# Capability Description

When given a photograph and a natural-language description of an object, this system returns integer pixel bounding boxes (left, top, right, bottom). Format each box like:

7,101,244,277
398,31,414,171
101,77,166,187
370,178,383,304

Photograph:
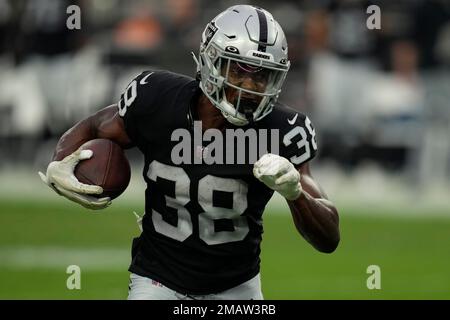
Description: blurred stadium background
0,0,449,299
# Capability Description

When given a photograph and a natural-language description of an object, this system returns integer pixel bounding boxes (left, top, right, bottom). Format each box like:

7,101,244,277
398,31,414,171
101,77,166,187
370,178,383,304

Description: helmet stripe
255,8,268,52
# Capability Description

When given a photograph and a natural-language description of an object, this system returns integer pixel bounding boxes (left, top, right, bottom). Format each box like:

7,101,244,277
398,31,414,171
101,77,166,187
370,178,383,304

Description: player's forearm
287,192,340,253
52,105,132,161
52,116,97,161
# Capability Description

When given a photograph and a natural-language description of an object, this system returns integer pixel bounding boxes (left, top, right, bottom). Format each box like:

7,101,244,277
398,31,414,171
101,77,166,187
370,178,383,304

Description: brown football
74,139,131,200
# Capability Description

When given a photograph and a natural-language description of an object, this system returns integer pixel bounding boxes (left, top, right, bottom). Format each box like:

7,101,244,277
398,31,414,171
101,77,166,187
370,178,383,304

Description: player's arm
52,105,132,161
254,156,339,253
286,163,340,253
39,105,132,210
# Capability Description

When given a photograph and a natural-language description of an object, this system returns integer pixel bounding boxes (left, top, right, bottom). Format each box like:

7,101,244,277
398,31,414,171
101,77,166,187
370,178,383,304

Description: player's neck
196,94,229,132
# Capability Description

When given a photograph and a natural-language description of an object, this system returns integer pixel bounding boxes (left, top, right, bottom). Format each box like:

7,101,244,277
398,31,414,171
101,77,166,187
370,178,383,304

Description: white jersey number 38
147,160,249,245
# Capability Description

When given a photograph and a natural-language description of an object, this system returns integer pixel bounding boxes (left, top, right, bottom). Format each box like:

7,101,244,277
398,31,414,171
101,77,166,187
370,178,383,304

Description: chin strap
191,52,200,69
244,111,254,124
221,111,248,126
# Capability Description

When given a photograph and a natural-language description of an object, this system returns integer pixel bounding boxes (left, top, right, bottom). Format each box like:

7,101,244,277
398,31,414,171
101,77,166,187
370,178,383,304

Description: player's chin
231,96,261,111
227,89,260,105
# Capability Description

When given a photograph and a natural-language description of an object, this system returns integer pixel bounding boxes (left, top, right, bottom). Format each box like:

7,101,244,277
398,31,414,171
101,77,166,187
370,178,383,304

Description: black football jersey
118,70,317,295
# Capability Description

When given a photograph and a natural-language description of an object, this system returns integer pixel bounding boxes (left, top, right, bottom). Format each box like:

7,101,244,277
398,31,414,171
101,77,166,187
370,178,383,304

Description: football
74,139,131,200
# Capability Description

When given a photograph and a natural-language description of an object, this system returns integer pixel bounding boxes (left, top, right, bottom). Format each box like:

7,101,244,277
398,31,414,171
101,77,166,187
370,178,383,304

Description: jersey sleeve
279,113,318,167
117,71,158,147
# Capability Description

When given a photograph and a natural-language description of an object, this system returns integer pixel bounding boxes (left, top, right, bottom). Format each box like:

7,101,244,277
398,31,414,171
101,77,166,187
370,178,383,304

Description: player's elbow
318,239,339,253
314,233,340,254
319,211,340,253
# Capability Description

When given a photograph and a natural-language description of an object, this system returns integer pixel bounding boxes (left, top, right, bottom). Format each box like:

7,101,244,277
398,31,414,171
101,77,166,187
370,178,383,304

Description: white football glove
38,148,111,210
253,153,302,201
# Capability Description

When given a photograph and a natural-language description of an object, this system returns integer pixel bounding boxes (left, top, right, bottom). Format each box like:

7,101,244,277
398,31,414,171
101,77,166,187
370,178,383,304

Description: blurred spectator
157,0,201,75
0,0,448,182
0,0,13,56
413,0,450,69
15,0,84,62
328,0,377,59
114,7,162,51
304,9,330,56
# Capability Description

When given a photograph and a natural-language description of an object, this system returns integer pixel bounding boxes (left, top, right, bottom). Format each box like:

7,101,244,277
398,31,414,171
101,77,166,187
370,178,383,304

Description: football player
39,5,339,299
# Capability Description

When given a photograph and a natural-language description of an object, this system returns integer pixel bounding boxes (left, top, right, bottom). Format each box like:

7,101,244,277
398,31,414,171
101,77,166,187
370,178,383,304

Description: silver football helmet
193,5,290,126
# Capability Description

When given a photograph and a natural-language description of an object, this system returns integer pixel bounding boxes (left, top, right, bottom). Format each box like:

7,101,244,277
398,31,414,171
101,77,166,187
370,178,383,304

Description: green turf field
0,199,449,299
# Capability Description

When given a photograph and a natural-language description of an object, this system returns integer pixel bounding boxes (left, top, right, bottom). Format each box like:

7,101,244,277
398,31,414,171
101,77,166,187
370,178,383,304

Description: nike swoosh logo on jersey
287,113,298,125
140,72,154,85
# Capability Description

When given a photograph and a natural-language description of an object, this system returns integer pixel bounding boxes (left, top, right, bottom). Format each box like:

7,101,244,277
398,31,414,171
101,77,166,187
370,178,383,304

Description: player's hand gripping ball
39,139,130,210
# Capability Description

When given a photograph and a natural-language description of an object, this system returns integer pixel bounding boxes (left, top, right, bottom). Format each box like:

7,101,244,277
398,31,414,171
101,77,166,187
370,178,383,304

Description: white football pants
127,273,264,300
